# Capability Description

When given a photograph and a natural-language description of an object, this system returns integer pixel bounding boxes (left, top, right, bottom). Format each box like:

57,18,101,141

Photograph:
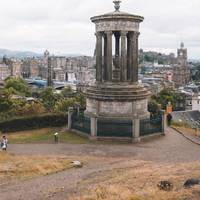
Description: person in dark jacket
167,113,172,126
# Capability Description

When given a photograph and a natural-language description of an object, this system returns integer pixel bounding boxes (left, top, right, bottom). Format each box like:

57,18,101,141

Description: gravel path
1,127,200,200
8,127,200,163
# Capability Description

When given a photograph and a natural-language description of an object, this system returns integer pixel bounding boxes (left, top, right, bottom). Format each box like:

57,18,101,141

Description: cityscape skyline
0,0,200,59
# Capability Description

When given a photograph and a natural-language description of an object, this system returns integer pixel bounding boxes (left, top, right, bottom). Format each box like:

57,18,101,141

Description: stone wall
86,98,149,119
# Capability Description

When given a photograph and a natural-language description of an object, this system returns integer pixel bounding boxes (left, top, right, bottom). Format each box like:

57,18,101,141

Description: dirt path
8,127,200,163
1,127,200,200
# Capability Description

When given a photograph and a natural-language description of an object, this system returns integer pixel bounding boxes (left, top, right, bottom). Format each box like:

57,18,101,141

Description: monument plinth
85,1,150,124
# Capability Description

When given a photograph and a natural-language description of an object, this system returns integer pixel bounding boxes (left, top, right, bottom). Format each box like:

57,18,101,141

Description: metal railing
97,119,132,137
140,116,163,136
71,112,90,134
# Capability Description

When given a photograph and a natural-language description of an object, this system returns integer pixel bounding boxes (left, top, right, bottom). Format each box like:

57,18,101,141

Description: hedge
0,113,68,133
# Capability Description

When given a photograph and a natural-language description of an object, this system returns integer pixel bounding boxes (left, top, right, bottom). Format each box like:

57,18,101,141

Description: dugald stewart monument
70,0,164,141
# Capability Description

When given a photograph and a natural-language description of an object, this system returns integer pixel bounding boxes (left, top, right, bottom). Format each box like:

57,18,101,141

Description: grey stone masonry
84,1,153,141
96,32,103,82
91,6,143,83
68,107,74,130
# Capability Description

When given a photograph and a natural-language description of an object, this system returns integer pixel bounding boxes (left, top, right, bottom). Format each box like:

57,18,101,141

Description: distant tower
3,55,8,65
44,50,50,67
46,51,53,87
173,43,190,87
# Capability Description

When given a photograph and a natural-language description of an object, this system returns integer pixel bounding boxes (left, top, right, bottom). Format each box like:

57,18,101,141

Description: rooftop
91,0,144,22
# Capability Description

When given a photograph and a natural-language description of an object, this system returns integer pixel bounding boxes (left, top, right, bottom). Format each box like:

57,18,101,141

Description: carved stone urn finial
113,0,121,12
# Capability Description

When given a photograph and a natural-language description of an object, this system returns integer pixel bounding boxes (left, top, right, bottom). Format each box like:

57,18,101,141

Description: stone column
127,33,131,81
128,32,134,82
103,34,107,81
132,32,139,83
121,31,128,81
113,32,120,81
115,33,120,57
90,117,97,139
161,110,167,135
68,107,74,130
105,31,113,81
132,118,141,143
96,32,103,82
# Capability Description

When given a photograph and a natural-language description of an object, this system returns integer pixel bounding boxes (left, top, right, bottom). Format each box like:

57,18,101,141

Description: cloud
0,0,199,58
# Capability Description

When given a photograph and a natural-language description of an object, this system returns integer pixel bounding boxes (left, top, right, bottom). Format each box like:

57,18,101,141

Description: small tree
148,100,160,114
151,88,184,111
54,98,77,113
61,86,74,98
75,93,86,109
39,87,57,111
4,77,31,96
0,88,15,113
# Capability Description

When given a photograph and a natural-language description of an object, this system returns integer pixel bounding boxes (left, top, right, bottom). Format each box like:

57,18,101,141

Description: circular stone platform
85,82,150,120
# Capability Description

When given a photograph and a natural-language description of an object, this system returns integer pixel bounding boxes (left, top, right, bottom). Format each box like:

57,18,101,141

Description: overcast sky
0,0,200,58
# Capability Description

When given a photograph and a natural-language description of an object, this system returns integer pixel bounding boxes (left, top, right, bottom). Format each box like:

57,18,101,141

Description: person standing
1,136,8,151
167,113,172,126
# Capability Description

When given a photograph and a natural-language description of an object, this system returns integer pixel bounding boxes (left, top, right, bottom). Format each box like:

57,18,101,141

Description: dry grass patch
0,152,83,184
174,126,200,137
70,161,200,200
4,127,89,144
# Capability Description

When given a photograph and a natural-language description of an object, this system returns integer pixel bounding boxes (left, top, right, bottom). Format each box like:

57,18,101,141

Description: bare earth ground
0,127,200,200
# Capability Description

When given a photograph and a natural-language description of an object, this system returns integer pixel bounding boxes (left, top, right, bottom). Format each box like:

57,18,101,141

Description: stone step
86,92,149,100
86,89,148,95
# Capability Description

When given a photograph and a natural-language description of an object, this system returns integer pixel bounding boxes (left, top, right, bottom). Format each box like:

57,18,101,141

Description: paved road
1,127,200,200
8,127,200,163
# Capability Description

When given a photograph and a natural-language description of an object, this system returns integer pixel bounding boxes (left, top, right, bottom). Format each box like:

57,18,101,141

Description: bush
54,98,77,113
5,77,31,96
0,113,68,133
11,102,46,116
39,87,58,111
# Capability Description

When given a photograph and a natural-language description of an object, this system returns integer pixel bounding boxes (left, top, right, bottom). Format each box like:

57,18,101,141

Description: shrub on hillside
0,113,67,133
54,98,78,113
5,77,31,96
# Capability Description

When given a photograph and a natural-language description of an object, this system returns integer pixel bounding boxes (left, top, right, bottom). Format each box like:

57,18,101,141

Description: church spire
180,42,184,49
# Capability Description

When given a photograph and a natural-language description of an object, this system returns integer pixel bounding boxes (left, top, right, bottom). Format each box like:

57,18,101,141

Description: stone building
0,63,11,80
173,43,190,87
29,59,40,78
46,52,95,84
21,60,31,78
0,57,22,80
11,60,22,77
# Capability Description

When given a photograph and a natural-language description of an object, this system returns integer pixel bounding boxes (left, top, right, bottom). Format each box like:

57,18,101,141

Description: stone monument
84,0,150,140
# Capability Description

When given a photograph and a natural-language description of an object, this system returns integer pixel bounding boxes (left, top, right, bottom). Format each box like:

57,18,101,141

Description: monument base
83,82,151,139
85,82,150,120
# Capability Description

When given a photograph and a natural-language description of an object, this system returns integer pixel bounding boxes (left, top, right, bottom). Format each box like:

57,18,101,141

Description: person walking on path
1,135,8,151
167,113,172,126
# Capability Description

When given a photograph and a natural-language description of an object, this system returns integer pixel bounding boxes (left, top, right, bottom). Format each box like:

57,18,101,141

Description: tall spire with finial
180,42,184,49
113,0,121,12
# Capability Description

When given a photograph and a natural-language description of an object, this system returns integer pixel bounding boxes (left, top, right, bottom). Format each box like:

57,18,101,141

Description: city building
0,63,11,80
47,53,95,85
